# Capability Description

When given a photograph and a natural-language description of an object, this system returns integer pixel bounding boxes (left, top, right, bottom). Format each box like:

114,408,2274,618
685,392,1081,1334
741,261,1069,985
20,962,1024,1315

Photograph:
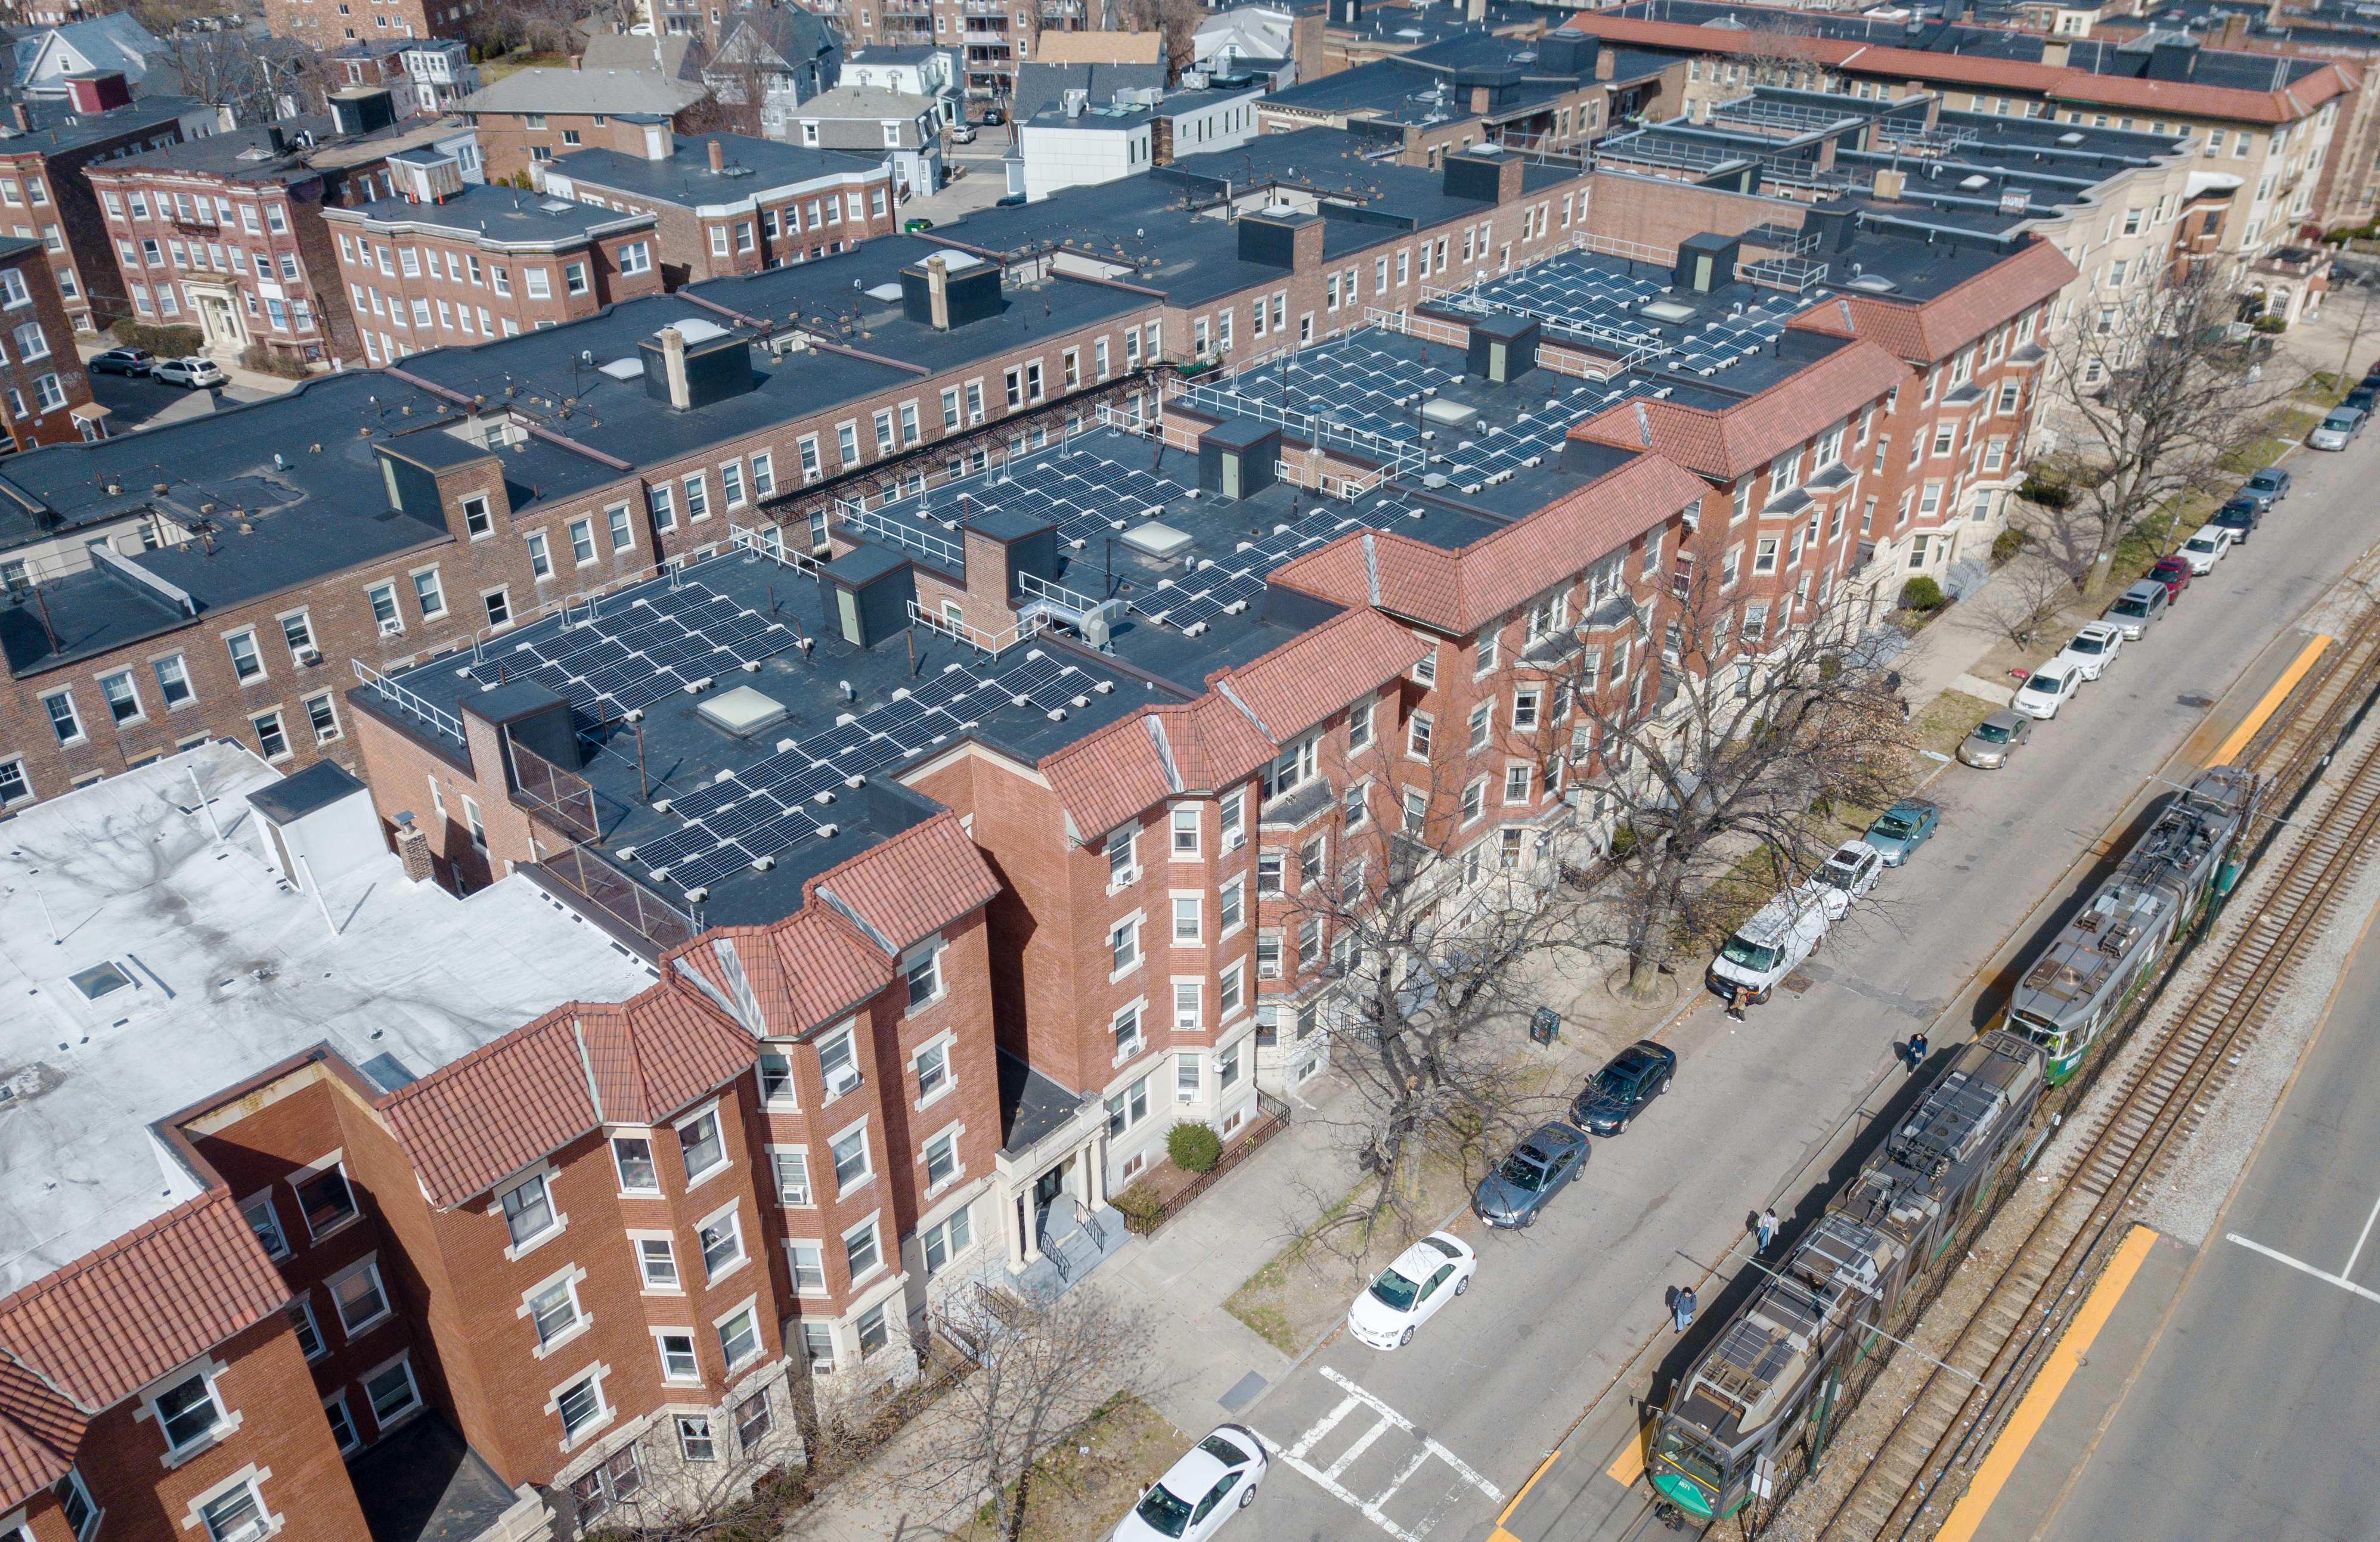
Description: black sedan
1471,1123,1589,1229
1570,1040,1678,1137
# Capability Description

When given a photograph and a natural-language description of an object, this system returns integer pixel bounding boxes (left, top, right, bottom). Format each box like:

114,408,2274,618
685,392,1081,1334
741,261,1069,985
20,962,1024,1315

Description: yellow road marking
1486,1448,1564,1542
2213,634,2331,765
1605,1419,1650,1487
1933,1224,2161,1542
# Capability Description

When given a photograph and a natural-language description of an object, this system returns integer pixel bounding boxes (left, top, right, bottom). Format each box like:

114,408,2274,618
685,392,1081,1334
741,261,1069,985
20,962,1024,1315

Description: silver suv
2103,579,2168,640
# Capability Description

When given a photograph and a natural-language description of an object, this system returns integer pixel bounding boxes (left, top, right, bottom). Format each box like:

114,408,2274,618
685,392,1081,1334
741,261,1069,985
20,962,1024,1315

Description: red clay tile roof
0,1194,288,1419
1555,15,2350,123
1567,343,1908,481
764,908,900,1028
0,1400,75,1508
1208,607,1428,740
1042,690,1283,842
1787,240,2077,362
805,812,1000,952
383,1014,604,1208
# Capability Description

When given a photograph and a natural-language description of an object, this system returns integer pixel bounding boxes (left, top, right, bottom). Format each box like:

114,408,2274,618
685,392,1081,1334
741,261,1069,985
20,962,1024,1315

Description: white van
1707,891,1830,1004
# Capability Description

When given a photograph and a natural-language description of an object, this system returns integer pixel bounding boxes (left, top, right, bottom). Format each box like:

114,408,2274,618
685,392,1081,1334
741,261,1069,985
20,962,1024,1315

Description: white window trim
915,1119,967,1197
326,1253,395,1340
1108,908,1145,983
694,1196,750,1285
627,1228,683,1296
1168,888,1204,947
488,1159,567,1261
517,1261,593,1360
1169,801,1202,861
1111,994,1149,1066
912,1031,957,1113
674,1099,731,1191
289,1149,361,1243
783,1236,831,1296
650,1325,705,1385
842,1209,887,1288
545,1360,616,1453
136,1355,239,1469
360,1349,426,1435
712,1292,764,1372
828,1112,875,1199
901,935,947,1016
178,1463,283,1541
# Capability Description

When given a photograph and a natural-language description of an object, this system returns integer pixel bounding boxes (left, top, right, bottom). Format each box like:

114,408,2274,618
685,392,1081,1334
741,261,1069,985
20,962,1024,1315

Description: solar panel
628,825,715,877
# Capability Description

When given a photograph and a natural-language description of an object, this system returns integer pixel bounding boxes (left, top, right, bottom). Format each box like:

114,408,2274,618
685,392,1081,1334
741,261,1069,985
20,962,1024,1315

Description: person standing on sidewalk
1905,1032,1929,1073
1727,984,1750,1023
1757,1207,1777,1253
1672,1285,1697,1333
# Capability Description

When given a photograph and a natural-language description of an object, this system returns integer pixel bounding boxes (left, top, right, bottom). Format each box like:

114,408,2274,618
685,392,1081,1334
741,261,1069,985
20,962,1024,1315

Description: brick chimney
1873,167,1905,200
2220,12,2249,48
658,326,690,407
707,138,724,172
1470,84,1490,114
1595,48,1615,80
393,814,435,884
926,255,950,329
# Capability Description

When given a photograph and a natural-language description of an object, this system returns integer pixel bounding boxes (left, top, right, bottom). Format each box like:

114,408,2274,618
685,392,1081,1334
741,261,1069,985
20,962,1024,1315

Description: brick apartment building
541,128,898,284
454,69,712,187
325,176,666,359
263,0,466,48
83,105,479,368
0,235,100,451
0,76,218,335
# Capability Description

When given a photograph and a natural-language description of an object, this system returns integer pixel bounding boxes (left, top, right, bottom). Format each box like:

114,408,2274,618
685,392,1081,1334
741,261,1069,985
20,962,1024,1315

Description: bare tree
562,1377,809,1541
1560,564,1913,998
1975,553,2079,649
886,1283,1157,1542
2038,262,2292,594
151,28,333,122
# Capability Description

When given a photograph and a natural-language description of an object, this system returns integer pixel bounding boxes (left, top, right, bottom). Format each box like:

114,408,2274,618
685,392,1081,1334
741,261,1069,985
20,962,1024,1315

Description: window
155,1372,225,1451
1505,764,1533,803
787,1241,826,1292
844,1217,882,1279
526,1278,579,1346
751,452,774,498
915,1041,949,1101
857,1301,890,1357
296,1164,357,1236
524,267,551,300
1349,702,1373,751
1172,806,1199,854
1105,1075,1150,1137
637,1237,677,1288
1111,919,1139,972
1113,1003,1142,1056
922,1204,972,1274
11,321,46,361
411,566,445,618
683,473,708,520
698,1208,745,1278
568,518,596,564
819,1025,860,1097
98,670,141,725
42,690,81,744
330,1258,391,1333
364,1358,421,1428
1219,875,1244,933
1468,700,1493,750
924,1131,957,1188
526,530,553,578
1408,713,1434,758
831,1126,870,1190
197,1480,269,1542
1173,895,1201,943
658,1333,699,1382
1176,1052,1202,1102
241,1192,288,1258
324,1396,358,1453
556,1373,606,1441
621,240,650,275
501,1173,557,1248
905,944,941,1008
678,1110,726,1181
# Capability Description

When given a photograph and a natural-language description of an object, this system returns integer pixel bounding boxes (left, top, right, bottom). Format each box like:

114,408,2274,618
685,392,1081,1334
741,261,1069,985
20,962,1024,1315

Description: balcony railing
1115,1091,1292,1234
529,846,699,955
510,739,600,845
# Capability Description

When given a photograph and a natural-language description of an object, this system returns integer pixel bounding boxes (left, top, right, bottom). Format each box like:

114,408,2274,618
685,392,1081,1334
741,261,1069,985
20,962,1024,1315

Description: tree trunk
1005,1457,1035,1542
1625,951,1666,999
1394,1122,1427,1205
2081,548,2115,597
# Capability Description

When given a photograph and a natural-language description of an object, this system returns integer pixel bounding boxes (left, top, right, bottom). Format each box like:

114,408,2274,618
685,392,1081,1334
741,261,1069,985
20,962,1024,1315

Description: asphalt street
1226,428,2380,1542
2038,877,2380,1541
83,365,269,429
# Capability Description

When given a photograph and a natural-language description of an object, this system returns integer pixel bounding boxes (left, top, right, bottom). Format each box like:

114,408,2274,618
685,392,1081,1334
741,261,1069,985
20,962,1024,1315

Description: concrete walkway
1872,558,2026,713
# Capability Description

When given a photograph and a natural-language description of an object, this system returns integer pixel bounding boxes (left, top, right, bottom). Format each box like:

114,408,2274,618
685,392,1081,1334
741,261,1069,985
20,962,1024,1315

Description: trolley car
1647,1031,2047,1521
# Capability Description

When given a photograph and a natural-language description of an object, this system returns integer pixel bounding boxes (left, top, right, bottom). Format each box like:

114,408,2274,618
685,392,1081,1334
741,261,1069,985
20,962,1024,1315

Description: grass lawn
479,52,570,83
958,1392,1191,1542
1913,688,1997,761
1223,1158,1476,1353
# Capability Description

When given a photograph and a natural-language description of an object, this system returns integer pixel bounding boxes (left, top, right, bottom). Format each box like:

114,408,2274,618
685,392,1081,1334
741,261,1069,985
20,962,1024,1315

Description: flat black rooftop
247,758,366,823
548,136,888,207
1263,34,1674,127
1,92,205,155
331,181,654,243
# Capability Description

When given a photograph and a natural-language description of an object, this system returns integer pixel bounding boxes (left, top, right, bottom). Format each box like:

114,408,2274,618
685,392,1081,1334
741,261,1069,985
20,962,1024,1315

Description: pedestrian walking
1673,1285,1698,1334
1758,1207,1777,1253
1727,984,1749,1022
1904,1032,1929,1073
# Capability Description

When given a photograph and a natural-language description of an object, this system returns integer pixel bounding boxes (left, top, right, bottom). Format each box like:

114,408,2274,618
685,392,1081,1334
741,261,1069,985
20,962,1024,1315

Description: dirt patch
1223,1161,1481,1355
955,1392,1191,1542
1911,688,1997,761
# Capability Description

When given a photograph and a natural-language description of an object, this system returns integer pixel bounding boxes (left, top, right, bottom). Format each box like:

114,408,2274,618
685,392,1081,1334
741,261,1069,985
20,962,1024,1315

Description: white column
1018,1187,1042,1265
1086,1133,1108,1208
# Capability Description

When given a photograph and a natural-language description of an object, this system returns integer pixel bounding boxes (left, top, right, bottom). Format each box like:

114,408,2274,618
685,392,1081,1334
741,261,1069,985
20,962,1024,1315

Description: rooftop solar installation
472,579,804,724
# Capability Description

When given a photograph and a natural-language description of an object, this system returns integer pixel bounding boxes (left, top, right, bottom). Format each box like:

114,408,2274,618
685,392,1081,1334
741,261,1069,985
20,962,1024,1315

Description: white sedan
2052,622,2125,682
2014,658,2085,719
2178,524,2233,575
1113,1425,1268,1542
1347,1231,1477,1350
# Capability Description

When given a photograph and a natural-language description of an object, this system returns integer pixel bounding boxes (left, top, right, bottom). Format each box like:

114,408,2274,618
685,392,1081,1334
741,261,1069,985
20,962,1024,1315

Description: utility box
823,544,916,649
1465,311,1539,384
1199,418,1281,500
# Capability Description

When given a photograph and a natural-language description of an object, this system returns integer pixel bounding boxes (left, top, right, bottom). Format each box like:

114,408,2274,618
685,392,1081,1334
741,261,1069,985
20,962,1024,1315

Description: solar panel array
1419,377,1675,489
876,451,1191,551
1128,504,1371,633
1198,338,1460,451
1460,257,1821,377
620,647,1117,895
472,582,800,721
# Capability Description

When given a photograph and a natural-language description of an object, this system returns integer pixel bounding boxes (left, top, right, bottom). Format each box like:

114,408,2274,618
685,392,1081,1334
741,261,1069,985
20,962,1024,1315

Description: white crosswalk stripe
1256,1367,1502,1542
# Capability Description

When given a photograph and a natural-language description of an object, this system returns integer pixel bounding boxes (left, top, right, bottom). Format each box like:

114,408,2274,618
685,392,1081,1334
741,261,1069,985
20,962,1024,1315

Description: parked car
2014,658,2084,719
2103,579,2170,639
150,356,225,389
2145,554,2193,600
1863,798,1939,865
2209,495,2263,544
996,192,1027,207
2240,467,2291,508
2178,523,2233,574
1708,889,1830,1004
2053,620,2125,681
1115,1426,1268,1542
2309,406,2364,449
1471,1123,1590,1228
1801,839,1884,919
1958,709,2032,769
2349,386,2378,415
1570,1040,1678,1135
1346,1232,1476,1349
981,107,1005,125
950,123,977,144
88,346,152,375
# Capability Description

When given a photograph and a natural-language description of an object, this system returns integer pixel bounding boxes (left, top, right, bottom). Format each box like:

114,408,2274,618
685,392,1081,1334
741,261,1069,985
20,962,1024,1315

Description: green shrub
1167,1120,1222,1174
2252,315,2288,334
1899,575,1945,612
2017,476,2073,510
1991,527,2028,563
239,344,312,380
109,319,203,358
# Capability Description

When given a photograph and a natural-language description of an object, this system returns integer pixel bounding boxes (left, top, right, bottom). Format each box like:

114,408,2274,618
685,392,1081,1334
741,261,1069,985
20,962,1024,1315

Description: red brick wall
0,242,92,450
330,215,665,356
553,166,900,286
264,0,442,51
1,116,200,334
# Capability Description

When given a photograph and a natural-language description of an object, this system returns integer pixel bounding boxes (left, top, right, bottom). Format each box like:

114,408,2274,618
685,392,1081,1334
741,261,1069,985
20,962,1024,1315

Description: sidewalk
1880,560,2025,713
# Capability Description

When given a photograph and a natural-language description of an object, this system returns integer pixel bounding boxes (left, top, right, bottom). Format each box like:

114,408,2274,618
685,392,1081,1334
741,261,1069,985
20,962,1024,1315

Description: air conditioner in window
825,1068,861,1099
377,619,404,638
1223,830,1245,851
1113,867,1141,889
294,648,320,666
968,411,984,426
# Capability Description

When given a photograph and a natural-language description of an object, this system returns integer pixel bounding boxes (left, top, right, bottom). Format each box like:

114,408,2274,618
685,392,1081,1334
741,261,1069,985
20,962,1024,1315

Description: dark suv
2209,495,2263,542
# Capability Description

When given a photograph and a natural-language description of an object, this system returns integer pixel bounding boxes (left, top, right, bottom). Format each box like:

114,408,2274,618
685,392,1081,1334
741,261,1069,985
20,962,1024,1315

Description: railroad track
1802,606,2380,1542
